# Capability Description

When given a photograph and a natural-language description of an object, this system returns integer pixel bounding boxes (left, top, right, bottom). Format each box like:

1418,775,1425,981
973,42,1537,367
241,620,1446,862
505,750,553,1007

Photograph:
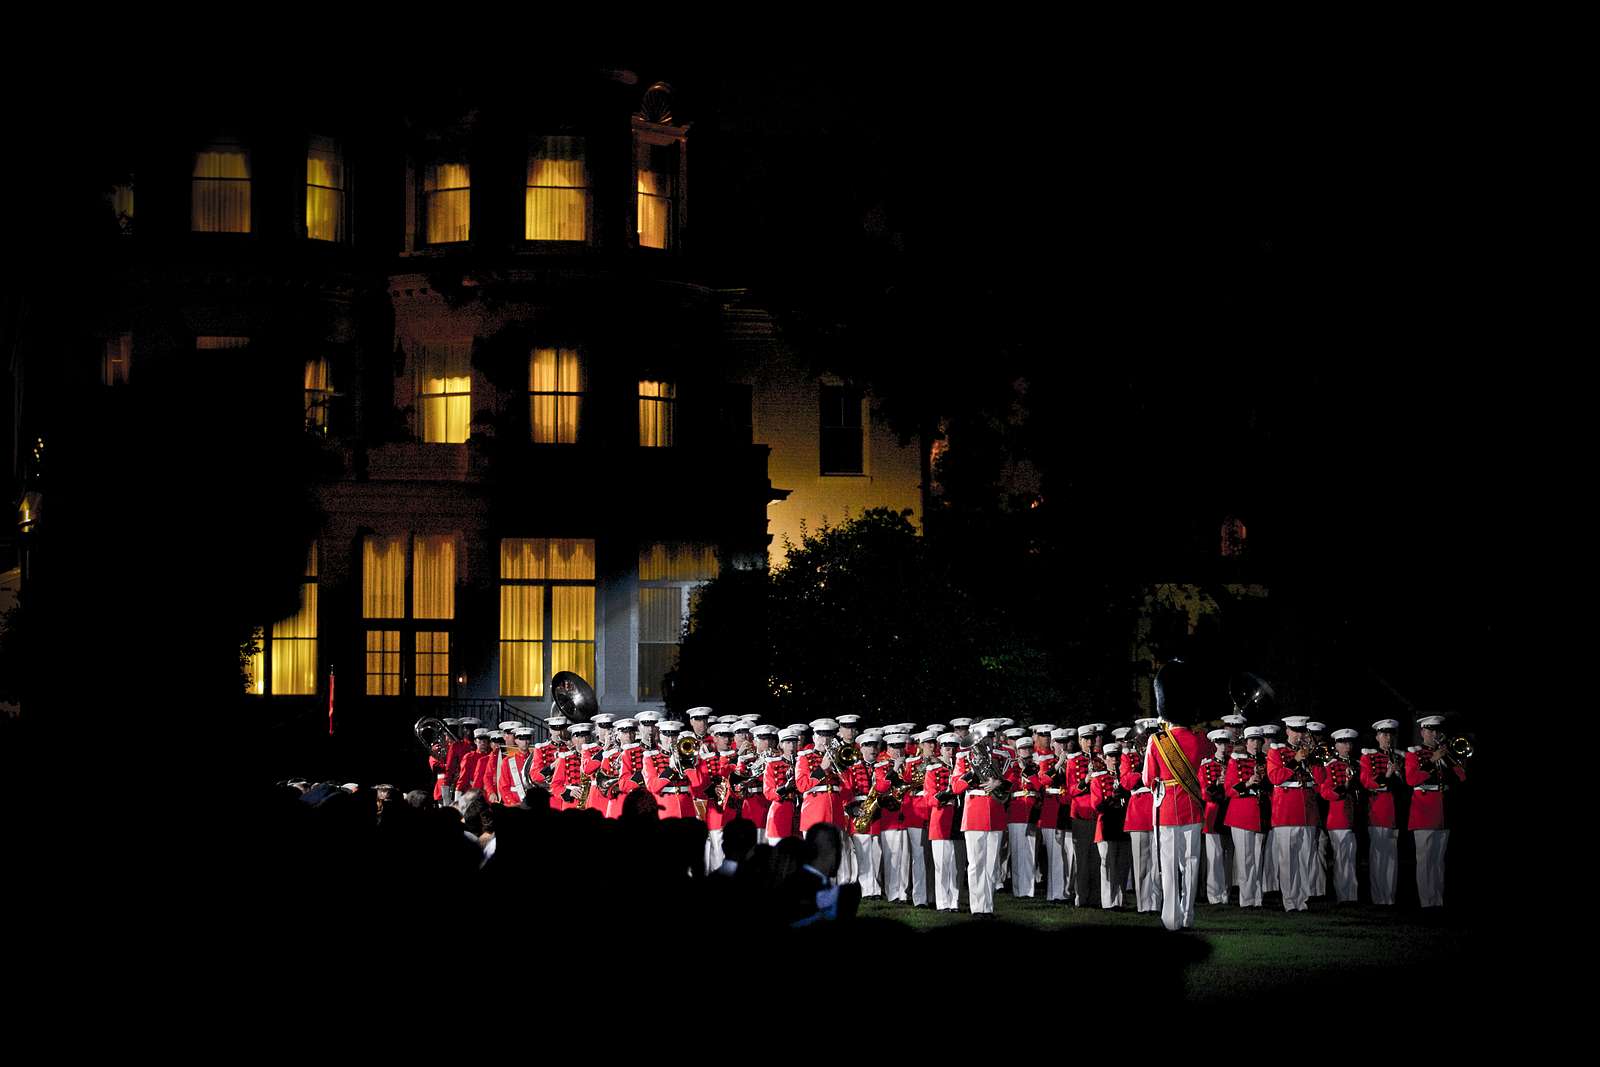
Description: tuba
549,671,599,721
414,716,457,763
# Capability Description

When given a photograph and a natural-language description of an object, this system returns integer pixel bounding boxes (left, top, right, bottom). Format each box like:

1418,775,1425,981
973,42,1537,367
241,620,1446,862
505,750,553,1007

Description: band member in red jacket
877,732,917,905
1064,724,1104,907
1406,714,1467,907
736,726,775,844
606,719,648,819
702,723,743,871
844,733,889,898
1360,719,1407,905
922,734,962,912
1200,728,1234,905
1319,728,1361,902
953,724,1008,915
647,722,707,820
1144,660,1212,931
1003,737,1042,899
1091,741,1129,909
1225,727,1270,907
1032,726,1065,902
763,729,802,841
456,729,492,800
1267,716,1326,912
498,727,535,807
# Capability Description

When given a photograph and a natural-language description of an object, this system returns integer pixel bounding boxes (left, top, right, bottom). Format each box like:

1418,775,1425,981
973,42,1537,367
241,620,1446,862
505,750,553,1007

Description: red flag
328,669,336,735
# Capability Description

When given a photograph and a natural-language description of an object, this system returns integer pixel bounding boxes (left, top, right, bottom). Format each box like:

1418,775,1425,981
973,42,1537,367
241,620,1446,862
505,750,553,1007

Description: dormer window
526,136,588,242
635,137,677,249
423,159,470,244
192,139,250,233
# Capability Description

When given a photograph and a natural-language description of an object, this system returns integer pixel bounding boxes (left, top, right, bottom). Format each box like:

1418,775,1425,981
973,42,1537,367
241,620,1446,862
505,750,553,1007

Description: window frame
244,543,319,697
361,532,459,699
191,138,252,234
305,134,349,243
819,384,867,476
524,134,591,245
498,538,597,699
528,347,585,445
638,378,677,448
421,157,471,246
636,543,718,702
415,340,473,444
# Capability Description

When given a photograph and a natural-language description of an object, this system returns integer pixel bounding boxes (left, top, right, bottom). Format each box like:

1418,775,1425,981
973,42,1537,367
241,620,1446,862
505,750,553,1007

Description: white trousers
1369,826,1398,905
705,828,725,875
1273,825,1313,911
881,829,909,901
1129,830,1160,912
755,829,768,846
1309,828,1330,896
1098,839,1129,908
839,826,859,884
964,830,1004,913
1007,823,1037,897
1261,825,1279,892
1414,828,1450,907
1157,822,1203,930
1329,828,1358,902
1231,828,1265,907
1042,825,1066,900
906,827,928,905
851,834,881,896
1203,832,1231,904
930,839,959,910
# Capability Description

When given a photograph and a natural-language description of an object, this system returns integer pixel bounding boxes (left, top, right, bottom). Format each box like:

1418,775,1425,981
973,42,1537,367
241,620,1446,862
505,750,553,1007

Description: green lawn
856,894,1476,1004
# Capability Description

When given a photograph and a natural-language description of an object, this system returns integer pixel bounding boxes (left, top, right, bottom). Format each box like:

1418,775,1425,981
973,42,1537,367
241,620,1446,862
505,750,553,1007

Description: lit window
417,341,472,443
526,136,587,241
529,348,583,444
363,533,457,697
423,160,470,244
107,182,134,236
499,538,596,697
305,358,332,433
820,385,865,475
306,136,347,242
635,137,675,249
638,543,718,700
103,333,131,386
244,543,318,696
192,140,250,233
639,379,676,447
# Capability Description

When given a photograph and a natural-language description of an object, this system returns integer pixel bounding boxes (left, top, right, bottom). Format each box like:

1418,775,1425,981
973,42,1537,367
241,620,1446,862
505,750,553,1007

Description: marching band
419,699,1469,922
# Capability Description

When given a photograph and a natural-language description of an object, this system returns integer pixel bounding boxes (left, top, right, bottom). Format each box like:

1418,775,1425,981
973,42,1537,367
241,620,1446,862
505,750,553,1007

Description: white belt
967,789,994,797
1416,784,1449,793
1044,788,1065,795
1130,787,1151,796
1012,791,1037,799
807,785,840,795
659,786,690,795
1278,781,1311,788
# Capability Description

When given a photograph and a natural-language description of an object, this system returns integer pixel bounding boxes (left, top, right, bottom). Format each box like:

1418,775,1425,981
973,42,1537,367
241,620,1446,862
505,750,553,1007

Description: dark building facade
11,72,808,759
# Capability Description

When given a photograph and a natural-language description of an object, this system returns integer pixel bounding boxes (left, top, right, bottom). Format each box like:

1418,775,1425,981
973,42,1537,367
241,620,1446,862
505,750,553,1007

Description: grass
856,892,1477,1004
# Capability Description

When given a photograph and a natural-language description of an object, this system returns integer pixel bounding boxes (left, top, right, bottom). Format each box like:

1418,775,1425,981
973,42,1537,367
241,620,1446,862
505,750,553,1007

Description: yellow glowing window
366,630,401,696
244,542,318,696
526,136,587,242
306,136,346,242
103,333,131,386
413,534,456,620
415,631,451,696
305,358,332,433
363,534,406,618
192,141,250,233
638,542,717,700
529,348,583,444
635,137,674,250
639,380,676,447
499,538,595,697
424,161,470,244
418,341,471,443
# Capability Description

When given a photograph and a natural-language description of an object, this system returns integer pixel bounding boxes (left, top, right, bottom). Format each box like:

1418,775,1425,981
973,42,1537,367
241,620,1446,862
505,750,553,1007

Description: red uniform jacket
895,756,929,830
1089,770,1128,841
546,748,589,812
1004,760,1041,824
1033,754,1064,830
953,751,1007,832
1319,757,1360,830
605,744,649,819
1122,752,1156,833
443,738,472,794
796,749,851,832
762,755,800,838
733,751,770,831
498,749,530,806
645,750,708,820
844,761,890,835
1266,744,1325,827
1404,747,1465,830
1360,749,1405,829
456,750,486,796
702,749,743,830
921,758,958,840
430,753,448,800
1198,756,1229,834
1063,752,1100,821
1145,726,1209,828
1224,753,1269,833
580,743,607,811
